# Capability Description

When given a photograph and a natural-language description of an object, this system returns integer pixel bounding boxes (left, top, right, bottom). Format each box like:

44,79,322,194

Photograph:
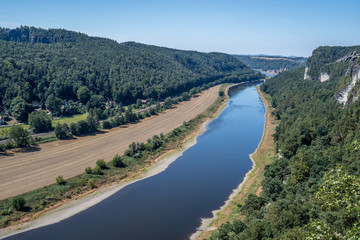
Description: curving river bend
6,82,265,240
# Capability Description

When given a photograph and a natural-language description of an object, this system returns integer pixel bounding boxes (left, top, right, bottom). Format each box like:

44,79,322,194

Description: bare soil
0,86,220,200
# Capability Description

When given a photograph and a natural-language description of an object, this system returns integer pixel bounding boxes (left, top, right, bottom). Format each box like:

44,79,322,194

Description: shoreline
192,85,271,240
0,84,232,239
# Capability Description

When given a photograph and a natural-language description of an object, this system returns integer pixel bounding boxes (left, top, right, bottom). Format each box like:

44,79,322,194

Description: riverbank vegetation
0,84,230,229
0,26,260,124
199,87,278,239
207,46,360,239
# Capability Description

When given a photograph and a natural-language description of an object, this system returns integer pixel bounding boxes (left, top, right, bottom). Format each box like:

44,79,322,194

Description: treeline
210,50,360,239
0,85,228,228
233,55,306,71
0,26,260,123
305,45,360,80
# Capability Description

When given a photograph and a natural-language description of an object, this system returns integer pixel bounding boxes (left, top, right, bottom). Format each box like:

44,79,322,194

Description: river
5,82,265,240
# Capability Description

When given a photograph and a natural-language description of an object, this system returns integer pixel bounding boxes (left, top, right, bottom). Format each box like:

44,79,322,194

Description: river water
6,83,265,240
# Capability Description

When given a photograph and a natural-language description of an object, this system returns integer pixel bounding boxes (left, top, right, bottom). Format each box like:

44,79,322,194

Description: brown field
0,86,220,200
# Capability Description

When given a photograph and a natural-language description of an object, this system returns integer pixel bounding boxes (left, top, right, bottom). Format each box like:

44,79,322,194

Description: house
141,99,147,104
0,116,4,125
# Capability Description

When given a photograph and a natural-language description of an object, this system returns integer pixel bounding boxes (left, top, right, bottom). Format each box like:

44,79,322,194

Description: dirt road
0,86,220,200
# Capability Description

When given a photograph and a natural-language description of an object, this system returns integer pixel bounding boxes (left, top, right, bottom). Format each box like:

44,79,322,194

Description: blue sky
1,0,359,56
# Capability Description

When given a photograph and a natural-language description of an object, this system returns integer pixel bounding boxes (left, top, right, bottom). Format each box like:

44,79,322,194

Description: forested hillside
233,55,306,72
210,47,360,239
0,26,260,122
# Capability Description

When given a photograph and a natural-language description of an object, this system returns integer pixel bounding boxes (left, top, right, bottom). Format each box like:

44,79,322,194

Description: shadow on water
6,82,265,240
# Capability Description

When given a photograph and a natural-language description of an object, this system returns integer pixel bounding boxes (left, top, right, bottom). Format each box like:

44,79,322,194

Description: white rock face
320,72,330,82
336,66,360,105
304,65,311,80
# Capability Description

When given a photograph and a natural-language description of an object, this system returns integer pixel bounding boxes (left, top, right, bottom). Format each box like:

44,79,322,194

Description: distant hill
0,26,260,114
233,54,307,75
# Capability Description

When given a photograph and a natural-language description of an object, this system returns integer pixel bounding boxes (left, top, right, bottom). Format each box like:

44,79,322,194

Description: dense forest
0,26,260,122
233,55,306,72
211,47,360,239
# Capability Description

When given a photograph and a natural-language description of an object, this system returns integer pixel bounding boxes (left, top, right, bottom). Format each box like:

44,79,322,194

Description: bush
55,123,72,139
96,159,107,169
112,154,125,168
92,166,103,175
102,120,112,129
28,111,53,133
8,125,31,148
69,122,79,135
12,197,26,211
85,167,92,174
56,175,66,185
87,178,95,189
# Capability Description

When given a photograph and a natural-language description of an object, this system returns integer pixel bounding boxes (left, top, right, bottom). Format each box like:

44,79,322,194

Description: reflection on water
6,83,265,240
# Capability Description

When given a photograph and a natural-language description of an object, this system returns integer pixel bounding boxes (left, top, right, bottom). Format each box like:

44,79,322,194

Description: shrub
55,123,72,139
56,175,66,185
69,122,79,135
12,197,26,211
92,166,103,175
28,111,53,133
87,178,95,189
96,159,107,169
85,167,92,174
102,120,112,129
112,154,125,168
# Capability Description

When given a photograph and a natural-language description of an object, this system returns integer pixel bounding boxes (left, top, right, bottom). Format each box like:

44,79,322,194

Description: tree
87,95,105,110
54,123,72,139
112,154,125,168
46,94,62,116
8,125,31,147
77,86,91,104
181,92,190,101
28,111,52,133
10,96,31,122
96,159,107,169
163,97,173,109
86,115,99,133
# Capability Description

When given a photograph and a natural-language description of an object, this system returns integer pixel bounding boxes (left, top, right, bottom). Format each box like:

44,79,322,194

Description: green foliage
87,95,105,110
28,111,52,133
12,197,26,211
87,178,95,189
85,167,92,174
96,159,107,169
56,175,66,185
8,124,31,147
163,97,173,109
92,166,103,175
102,120,112,129
112,154,125,168
77,86,91,104
45,94,62,116
0,26,260,114
54,123,72,139
10,96,31,122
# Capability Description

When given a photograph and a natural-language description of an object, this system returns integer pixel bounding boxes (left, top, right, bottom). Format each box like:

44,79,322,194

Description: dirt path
195,86,278,239
0,86,220,200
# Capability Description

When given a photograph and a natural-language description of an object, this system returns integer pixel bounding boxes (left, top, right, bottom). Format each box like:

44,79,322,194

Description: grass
52,113,88,127
198,86,279,239
0,84,230,229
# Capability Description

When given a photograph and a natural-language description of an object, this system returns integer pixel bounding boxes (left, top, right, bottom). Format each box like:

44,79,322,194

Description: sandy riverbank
0,83,236,239
191,85,271,240
0,117,213,239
